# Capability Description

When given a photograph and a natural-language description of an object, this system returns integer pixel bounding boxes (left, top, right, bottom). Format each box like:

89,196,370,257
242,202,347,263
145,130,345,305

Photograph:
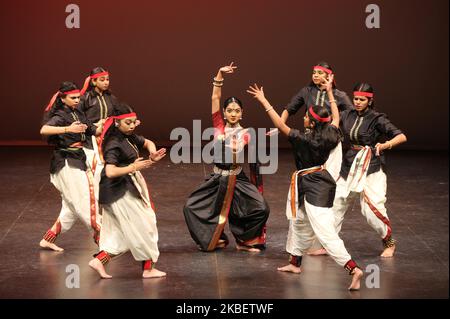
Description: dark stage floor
0,147,448,299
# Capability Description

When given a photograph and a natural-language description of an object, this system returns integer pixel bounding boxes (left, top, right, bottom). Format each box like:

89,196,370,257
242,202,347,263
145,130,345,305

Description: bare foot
381,244,396,258
88,258,112,279
277,264,302,274
236,244,261,252
307,248,328,256
348,267,363,291
39,239,64,252
142,268,167,278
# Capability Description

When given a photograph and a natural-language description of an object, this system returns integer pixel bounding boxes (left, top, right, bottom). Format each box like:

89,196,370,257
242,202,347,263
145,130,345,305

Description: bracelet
130,163,137,173
64,127,68,133
212,82,223,87
213,77,224,83
329,99,337,104
265,107,274,112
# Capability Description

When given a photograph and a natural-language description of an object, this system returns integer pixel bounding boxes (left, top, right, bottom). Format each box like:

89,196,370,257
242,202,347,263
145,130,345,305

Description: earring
114,122,119,127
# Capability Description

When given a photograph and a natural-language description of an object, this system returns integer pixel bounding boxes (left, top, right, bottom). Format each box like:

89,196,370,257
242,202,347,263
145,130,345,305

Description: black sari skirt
183,170,270,252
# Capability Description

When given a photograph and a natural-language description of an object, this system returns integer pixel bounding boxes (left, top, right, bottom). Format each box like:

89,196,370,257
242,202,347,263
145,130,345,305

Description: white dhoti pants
286,199,352,267
50,161,101,237
83,137,103,199
308,142,343,251
334,169,392,240
99,190,160,263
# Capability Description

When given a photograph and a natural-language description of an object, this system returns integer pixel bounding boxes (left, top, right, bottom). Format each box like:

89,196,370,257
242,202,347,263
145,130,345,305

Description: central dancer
183,63,270,252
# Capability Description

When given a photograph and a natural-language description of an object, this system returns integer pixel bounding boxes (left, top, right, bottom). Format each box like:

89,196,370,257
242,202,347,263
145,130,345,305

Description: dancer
183,63,270,253
88,103,166,279
333,83,407,258
279,62,352,179
281,61,352,123
281,61,352,256
39,82,103,251
78,67,120,183
247,75,363,290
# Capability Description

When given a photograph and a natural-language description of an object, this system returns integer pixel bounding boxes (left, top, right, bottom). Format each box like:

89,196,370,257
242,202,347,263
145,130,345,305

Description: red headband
313,66,333,74
353,91,374,98
90,71,109,79
99,112,137,147
308,106,331,123
44,90,81,111
80,71,110,95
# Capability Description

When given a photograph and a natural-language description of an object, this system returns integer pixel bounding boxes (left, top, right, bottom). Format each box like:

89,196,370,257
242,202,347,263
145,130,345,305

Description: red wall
0,0,448,149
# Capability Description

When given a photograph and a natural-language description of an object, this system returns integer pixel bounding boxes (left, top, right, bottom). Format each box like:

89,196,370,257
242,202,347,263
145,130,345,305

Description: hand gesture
246,84,267,105
68,121,87,133
321,74,334,92
150,148,167,162
133,157,153,171
375,142,389,156
219,62,238,74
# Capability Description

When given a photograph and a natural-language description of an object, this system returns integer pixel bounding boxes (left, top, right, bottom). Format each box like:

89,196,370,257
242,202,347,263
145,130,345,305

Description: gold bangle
213,82,223,87
64,127,68,133
265,107,274,112
329,99,337,103
213,77,224,83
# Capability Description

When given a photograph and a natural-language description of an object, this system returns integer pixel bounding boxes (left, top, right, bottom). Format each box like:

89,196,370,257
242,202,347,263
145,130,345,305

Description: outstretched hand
150,148,167,162
219,62,238,74
246,84,267,105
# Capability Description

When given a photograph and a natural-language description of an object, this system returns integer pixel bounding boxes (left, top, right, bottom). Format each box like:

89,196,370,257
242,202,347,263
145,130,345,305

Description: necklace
126,138,139,158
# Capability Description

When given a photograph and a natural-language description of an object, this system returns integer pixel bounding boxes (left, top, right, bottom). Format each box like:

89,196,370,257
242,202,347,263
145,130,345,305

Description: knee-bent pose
333,83,407,258
248,74,363,290
183,63,270,253
88,104,167,279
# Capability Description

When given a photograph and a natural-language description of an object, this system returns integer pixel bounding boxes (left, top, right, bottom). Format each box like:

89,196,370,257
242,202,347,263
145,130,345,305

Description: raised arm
212,62,237,114
323,74,339,128
247,84,291,136
281,109,290,124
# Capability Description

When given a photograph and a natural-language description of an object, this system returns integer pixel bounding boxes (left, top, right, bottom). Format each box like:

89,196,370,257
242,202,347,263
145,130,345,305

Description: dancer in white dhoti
248,75,363,291
88,104,167,279
333,83,407,258
39,82,103,252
